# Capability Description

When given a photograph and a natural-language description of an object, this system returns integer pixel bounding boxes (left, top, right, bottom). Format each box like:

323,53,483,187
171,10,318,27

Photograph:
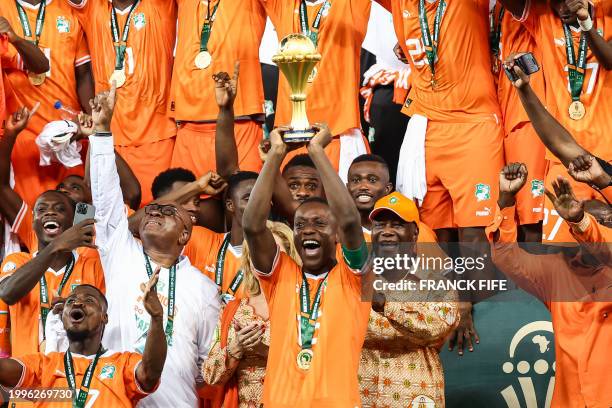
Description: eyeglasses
144,203,180,217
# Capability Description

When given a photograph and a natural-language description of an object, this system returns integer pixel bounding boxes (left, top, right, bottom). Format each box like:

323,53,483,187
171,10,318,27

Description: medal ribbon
563,24,588,102
215,234,244,300
297,272,328,350
199,0,220,53
64,346,105,408
15,0,46,45
489,6,505,60
110,0,140,71
298,0,331,47
39,253,75,339
143,252,176,346
418,0,447,83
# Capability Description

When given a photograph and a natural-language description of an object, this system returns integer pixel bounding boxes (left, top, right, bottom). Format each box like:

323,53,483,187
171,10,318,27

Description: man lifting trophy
272,34,321,143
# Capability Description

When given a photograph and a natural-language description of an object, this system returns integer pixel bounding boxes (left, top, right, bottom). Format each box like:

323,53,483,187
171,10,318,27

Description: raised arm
505,57,588,167
243,128,287,274
75,63,94,114
0,107,37,225
0,358,24,388
88,84,127,251
135,269,167,392
0,19,49,74
0,220,95,305
307,125,364,250
214,64,240,179
567,0,612,70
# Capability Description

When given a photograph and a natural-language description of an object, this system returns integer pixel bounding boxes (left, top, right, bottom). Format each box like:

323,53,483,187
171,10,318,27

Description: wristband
579,15,593,31
94,131,112,137
569,213,590,233
342,241,368,270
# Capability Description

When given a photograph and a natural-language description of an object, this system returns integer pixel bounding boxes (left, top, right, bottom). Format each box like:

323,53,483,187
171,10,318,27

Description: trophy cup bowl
272,33,322,143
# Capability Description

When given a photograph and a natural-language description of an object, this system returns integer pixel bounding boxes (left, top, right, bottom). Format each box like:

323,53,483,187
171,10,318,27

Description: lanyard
199,0,220,52
297,272,328,350
489,6,504,58
40,253,75,339
143,252,176,346
15,0,46,46
110,0,140,70
563,24,588,102
64,346,105,408
418,0,447,86
215,234,244,301
298,0,331,47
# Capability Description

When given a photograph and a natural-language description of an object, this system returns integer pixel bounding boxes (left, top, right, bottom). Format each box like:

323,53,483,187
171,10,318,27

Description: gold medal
430,78,436,90
109,69,127,88
307,66,318,83
296,349,313,370
568,100,586,121
28,72,46,86
195,51,212,70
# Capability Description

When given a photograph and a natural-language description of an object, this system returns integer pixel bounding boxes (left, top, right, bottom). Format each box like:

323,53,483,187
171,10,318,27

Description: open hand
448,302,480,356
90,82,117,132
545,176,585,223
566,0,590,21
143,268,164,320
5,104,40,135
49,219,96,253
568,155,611,189
213,61,240,109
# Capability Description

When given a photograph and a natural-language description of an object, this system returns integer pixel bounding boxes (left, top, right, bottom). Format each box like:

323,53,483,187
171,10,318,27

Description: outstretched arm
505,57,588,167
214,63,240,180
243,128,288,274
307,125,364,250
0,19,49,73
135,269,167,392
566,0,612,70
0,358,24,388
0,106,38,225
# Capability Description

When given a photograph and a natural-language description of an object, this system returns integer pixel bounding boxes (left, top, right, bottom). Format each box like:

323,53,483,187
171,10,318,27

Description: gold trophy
272,33,321,143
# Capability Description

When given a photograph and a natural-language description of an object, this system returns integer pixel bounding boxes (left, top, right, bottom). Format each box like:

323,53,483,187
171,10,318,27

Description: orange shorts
281,131,370,174
503,123,546,225
116,138,175,206
542,162,599,243
10,127,85,207
171,120,263,176
421,119,504,229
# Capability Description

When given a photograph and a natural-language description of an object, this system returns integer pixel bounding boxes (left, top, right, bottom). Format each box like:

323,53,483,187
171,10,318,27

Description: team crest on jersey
56,16,70,33
2,262,17,273
531,180,544,198
99,365,116,380
475,183,491,202
133,12,146,30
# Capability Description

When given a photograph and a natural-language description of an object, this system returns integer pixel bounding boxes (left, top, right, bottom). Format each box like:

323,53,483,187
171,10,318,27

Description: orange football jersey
262,0,372,136
0,251,105,357
68,0,177,147
518,0,612,162
170,0,266,121
0,299,9,358
14,350,152,408
0,0,90,134
388,0,502,122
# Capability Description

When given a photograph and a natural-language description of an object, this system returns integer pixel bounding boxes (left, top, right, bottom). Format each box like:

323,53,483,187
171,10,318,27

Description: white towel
35,120,82,168
44,310,68,354
339,128,368,183
2,166,21,259
396,114,428,205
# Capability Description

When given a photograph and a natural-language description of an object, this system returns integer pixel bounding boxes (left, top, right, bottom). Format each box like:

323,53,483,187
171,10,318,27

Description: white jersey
89,135,221,408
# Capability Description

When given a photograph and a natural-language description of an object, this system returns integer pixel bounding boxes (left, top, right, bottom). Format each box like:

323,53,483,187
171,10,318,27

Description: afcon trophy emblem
272,33,322,143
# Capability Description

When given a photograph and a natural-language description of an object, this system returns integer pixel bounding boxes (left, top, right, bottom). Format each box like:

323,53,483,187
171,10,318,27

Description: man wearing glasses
83,85,222,408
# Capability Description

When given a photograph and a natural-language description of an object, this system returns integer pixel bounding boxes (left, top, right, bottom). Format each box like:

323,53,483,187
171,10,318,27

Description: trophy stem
290,98,310,130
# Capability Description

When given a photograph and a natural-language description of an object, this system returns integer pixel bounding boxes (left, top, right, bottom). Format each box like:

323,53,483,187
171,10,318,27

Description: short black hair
350,154,389,170
296,196,329,210
37,190,76,212
62,174,86,182
282,154,316,175
226,171,259,198
69,284,108,311
152,168,196,199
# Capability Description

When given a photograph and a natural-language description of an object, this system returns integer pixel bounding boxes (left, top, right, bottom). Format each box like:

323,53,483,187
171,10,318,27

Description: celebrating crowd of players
0,0,610,407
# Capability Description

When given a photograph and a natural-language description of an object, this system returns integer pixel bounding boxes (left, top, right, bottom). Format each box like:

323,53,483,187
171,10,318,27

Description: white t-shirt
88,135,221,408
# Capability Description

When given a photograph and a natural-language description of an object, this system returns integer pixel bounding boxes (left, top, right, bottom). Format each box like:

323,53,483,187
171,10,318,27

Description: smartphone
73,202,95,225
504,52,540,82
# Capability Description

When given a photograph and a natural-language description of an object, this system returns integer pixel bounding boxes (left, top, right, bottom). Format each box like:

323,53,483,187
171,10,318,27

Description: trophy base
283,128,316,144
